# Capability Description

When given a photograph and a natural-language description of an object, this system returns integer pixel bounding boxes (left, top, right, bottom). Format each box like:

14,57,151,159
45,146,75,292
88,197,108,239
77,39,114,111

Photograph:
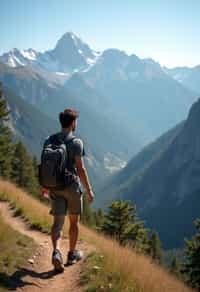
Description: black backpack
38,134,78,190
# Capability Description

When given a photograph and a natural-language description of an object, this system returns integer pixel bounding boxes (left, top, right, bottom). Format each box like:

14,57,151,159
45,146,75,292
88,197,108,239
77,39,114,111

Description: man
45,108,94,272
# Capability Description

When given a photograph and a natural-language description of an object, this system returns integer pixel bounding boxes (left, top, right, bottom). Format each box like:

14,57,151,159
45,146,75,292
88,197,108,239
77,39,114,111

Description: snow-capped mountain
0,48,40,67
0,32,100,75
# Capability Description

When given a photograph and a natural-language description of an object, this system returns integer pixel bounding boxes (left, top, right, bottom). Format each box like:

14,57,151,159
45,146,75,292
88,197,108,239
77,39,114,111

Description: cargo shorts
49,185,83,216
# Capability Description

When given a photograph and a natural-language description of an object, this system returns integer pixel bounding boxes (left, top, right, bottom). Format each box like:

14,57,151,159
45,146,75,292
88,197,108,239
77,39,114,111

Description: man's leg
66,188,83,265
68,214,79,252
51,215,65,250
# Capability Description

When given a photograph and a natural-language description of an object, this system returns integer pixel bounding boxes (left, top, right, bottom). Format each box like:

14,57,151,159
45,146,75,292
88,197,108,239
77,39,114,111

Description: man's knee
51,216,65,239
69,215,79,229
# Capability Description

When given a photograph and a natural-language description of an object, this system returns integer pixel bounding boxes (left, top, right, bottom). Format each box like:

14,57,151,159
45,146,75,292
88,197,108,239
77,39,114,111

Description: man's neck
62,128,72,135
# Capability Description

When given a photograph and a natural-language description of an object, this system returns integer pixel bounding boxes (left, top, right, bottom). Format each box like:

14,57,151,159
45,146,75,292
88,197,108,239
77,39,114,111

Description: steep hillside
99,98,200,249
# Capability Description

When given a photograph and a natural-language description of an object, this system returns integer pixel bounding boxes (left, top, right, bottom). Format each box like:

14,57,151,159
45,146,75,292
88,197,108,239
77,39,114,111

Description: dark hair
59,108,79,128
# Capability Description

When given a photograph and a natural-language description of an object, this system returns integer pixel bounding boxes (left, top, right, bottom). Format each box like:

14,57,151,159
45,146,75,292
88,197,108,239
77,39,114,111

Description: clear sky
0,0,199,68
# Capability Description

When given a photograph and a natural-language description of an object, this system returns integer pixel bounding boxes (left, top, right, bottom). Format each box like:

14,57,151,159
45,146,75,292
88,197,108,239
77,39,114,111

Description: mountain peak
54,31,83,51
51,32,98,71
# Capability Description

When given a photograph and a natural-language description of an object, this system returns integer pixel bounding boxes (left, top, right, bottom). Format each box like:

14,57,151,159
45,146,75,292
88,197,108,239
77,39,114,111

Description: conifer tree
101,200,148,248
94,208,104,229
11,141,39,196
183,218,200,289
149,230,163,264
0,82,13,179
169,254,181,277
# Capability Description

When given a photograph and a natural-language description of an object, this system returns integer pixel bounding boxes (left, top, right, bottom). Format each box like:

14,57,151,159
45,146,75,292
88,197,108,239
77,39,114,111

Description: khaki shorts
49,186,83,216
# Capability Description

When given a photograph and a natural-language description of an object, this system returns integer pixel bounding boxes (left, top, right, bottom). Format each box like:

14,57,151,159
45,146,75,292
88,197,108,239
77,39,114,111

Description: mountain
78,49,197,141
3,86,59,156
0,61,61,104
164,65,200,94
99,98,200,249
0,32,99,75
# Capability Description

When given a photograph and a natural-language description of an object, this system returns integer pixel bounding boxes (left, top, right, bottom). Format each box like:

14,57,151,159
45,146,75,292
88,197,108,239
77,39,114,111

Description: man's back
50,130,85,192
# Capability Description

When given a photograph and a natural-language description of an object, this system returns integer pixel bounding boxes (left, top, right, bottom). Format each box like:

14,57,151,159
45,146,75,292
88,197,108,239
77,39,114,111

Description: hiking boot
66,250,83,266
52,249,64,272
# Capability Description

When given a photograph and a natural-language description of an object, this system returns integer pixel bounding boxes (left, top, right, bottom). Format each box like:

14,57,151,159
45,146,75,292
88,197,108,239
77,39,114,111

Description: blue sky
0,0,199,68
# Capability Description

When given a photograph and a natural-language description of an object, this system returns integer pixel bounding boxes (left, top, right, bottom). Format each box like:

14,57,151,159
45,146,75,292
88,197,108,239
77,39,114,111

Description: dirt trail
0,201,93,292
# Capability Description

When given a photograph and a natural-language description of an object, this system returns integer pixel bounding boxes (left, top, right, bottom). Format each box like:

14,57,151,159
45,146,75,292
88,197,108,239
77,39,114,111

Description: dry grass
0,179,69,236
0,211,36,292
0,179,194,292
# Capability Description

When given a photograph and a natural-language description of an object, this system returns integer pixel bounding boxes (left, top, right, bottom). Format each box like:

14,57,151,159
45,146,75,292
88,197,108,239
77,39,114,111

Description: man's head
59,108,79,132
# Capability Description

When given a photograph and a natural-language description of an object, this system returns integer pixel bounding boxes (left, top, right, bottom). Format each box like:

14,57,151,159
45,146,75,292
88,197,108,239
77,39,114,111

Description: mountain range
0,32,198,157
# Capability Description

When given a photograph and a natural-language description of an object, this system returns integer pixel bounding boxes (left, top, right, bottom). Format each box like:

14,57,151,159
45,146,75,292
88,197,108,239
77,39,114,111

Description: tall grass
0,179,69,235
0,179,194,292
0,211,36,292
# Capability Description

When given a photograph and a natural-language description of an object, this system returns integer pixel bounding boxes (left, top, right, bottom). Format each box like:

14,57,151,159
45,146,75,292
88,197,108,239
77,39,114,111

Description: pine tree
183,218,200,289
94,208,104,229
169,254,181,277
101,200,148,249
11,141,39,196
0,82,13,179
149,230,163,264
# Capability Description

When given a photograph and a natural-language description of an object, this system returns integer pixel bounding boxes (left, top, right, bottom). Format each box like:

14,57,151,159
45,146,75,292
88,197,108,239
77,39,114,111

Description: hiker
40,108,94,272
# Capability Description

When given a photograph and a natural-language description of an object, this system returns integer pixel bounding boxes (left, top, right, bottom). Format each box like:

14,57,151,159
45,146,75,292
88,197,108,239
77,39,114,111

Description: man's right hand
87,189,95,203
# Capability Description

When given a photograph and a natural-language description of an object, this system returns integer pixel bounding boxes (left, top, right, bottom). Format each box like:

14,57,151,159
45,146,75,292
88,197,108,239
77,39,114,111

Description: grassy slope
0,211,37,292
0,179,193,292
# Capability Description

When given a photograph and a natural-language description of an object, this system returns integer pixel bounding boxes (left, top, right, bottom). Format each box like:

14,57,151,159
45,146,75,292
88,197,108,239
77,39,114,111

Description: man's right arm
74,155,94,202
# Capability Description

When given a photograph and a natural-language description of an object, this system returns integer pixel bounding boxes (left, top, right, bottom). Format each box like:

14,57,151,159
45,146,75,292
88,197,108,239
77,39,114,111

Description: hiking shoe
52,249,64,272
66,250,83,265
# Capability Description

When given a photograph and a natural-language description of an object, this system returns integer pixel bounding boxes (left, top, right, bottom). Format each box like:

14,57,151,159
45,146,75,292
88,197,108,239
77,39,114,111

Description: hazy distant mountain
164,65,200,94
99,98,200,249
79,48,197,140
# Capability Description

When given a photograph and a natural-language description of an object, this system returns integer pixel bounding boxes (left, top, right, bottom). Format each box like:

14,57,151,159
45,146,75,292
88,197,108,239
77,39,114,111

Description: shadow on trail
0,267,59,290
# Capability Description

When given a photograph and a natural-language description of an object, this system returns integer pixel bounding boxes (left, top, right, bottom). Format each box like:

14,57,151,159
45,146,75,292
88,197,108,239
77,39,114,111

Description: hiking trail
0,201,93,292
